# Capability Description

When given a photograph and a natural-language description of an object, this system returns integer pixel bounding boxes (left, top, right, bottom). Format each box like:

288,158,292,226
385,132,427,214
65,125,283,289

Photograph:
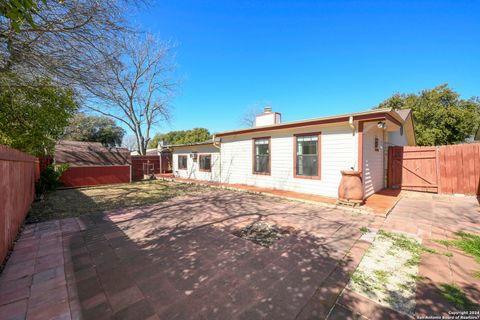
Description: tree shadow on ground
61,190,369,319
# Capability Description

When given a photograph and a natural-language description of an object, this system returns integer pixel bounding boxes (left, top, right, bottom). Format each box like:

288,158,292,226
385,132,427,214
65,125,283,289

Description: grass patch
27,180,209,223
409,274,426,282
473,271,480,280
373,270,389,284
439,283,477,310
360,226,369,234
434,231,480,262
378,229,437,267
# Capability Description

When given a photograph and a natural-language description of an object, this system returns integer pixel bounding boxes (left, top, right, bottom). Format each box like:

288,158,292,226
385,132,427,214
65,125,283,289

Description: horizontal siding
172,145,220,182
220,124,356,198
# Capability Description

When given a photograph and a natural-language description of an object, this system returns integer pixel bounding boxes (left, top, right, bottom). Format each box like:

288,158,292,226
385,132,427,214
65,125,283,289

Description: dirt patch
232,221,292,248
27,180,209,223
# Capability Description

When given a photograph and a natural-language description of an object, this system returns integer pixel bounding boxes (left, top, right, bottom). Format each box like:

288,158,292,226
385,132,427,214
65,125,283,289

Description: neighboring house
170,107,415,199
130,148,159,156
169,140,220,182
54,140,131,187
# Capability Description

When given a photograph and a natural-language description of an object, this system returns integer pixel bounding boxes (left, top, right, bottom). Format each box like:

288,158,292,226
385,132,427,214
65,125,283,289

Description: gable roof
395,109,412,121
55,140,130,166
215,108,405,137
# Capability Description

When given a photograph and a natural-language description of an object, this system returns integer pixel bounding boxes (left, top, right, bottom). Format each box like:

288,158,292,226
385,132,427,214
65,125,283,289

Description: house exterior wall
388,130,408,146
220,123,357,198
362,123,386,197
172,145,220,182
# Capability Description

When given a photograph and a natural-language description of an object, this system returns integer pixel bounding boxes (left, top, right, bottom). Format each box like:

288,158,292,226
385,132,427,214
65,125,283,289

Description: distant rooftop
55,140,130,166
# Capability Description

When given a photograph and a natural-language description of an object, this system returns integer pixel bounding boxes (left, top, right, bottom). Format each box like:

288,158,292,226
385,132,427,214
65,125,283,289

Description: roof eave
216,108,399,137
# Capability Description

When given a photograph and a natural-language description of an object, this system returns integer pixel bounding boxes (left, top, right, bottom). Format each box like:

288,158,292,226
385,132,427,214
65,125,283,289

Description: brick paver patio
0,189,479,319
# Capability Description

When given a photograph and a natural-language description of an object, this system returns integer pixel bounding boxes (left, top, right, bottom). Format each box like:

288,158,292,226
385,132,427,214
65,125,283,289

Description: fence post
435,147,441,194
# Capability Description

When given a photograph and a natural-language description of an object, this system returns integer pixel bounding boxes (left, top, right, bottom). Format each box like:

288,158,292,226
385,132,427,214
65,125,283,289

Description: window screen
178,155,187,169
296,135,318,177
199,155,211,171
254,138,270,174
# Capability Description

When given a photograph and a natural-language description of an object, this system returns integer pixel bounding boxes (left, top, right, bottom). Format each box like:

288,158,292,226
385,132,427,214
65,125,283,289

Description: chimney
255,106,281,127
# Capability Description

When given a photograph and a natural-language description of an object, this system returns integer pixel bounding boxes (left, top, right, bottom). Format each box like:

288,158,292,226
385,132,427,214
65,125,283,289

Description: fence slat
389,143,480,196
0,145,37,263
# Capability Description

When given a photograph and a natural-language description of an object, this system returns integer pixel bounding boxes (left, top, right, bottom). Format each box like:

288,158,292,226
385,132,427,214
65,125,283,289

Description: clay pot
338,170,364,203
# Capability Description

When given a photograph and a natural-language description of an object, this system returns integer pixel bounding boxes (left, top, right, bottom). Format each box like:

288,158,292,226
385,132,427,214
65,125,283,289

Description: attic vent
264,106,272,113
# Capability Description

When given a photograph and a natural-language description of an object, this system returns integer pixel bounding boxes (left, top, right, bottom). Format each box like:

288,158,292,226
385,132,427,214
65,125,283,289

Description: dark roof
55,141,131,166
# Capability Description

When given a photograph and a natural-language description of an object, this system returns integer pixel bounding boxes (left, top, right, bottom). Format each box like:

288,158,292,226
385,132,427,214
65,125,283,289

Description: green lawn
27,180,209,223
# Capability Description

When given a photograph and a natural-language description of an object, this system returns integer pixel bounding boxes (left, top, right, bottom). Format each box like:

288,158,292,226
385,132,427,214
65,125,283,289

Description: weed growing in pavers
434,231,480,278
360,226,369,234
438,283,478,310
378,230,437,258
435,231,480,262
409,274,426,282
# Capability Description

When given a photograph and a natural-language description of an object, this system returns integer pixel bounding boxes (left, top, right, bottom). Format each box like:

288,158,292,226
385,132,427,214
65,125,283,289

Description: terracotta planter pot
338,170,364,203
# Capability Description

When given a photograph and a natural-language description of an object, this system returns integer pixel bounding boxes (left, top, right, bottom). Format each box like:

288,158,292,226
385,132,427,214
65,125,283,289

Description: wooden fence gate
388,144,480,195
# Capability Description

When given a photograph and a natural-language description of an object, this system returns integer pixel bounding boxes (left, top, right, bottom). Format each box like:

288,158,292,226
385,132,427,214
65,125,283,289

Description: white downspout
349,116,357,170
212,134,221,182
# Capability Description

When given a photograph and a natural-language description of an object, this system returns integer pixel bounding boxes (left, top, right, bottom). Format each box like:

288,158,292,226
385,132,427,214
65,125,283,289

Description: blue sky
134,0,479,134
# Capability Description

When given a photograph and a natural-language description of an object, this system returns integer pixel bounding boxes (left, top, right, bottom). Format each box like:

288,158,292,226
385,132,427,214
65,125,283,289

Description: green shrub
36,164,69,196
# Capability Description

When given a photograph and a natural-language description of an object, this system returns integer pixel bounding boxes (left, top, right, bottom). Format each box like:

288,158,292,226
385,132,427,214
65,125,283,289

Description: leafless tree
122,135,138,152
240,104,263,127
0,0,139,88
85,35,177,155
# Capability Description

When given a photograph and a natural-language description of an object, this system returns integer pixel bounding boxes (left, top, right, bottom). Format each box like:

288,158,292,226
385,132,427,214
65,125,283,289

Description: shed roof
55,141,130,167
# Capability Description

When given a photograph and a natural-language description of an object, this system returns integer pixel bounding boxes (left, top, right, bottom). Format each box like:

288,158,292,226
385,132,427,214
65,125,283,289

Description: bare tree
85,35,177,155
240,104,263,127
0,0,138,88
122,135,138,152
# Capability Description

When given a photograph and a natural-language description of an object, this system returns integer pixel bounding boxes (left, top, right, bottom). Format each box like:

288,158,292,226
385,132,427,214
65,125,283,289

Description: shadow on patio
64,191,369,319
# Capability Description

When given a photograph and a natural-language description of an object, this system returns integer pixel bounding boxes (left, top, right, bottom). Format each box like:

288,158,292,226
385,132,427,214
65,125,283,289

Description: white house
170,107,415,199
170,141,221,182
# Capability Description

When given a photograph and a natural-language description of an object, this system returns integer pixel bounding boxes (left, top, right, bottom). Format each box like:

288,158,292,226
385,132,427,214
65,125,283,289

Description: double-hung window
253,138,270,175
199,154,211,172
178,155,187,170
295,134,320,178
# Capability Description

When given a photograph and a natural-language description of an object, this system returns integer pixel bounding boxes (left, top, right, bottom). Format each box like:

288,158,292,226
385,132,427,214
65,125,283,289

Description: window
253,138,270,174
178,155,187,170
295,134,320,178
199,154,211,172
374,137,379,151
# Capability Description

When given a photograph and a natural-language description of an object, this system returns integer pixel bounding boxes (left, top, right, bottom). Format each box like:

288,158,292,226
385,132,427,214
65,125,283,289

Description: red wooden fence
438,144,480,195
388,143,480,195
131,156,161,181
60,165,131,187
0,145,38,263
